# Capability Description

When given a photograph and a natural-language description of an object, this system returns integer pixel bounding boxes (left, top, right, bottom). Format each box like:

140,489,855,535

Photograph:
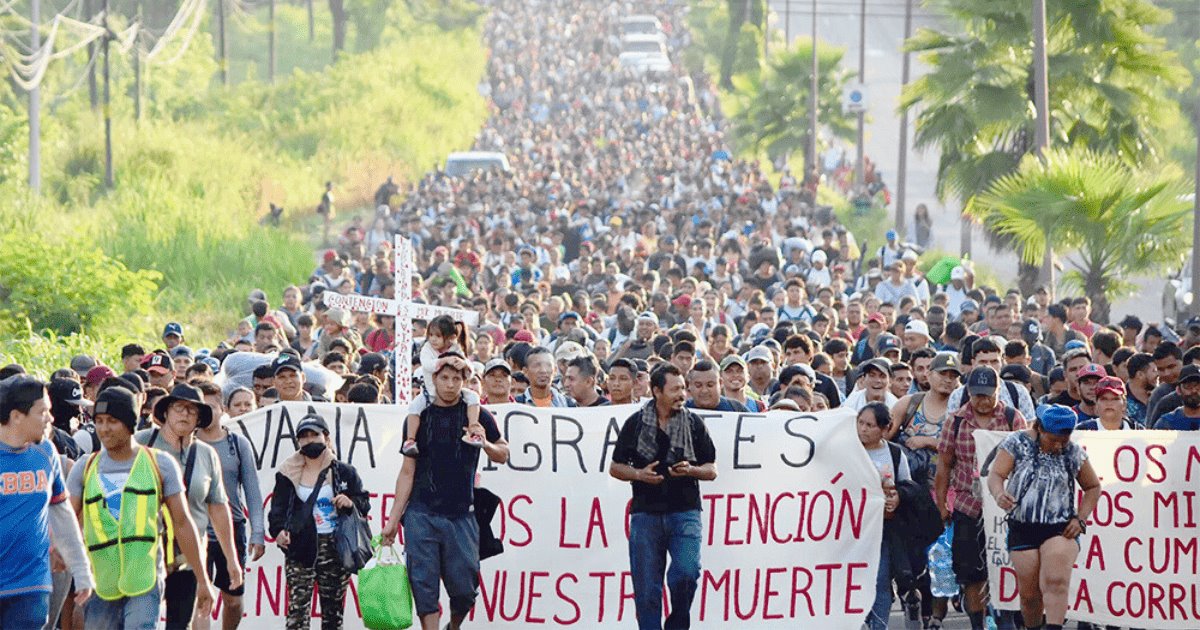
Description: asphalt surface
768,0,1168,324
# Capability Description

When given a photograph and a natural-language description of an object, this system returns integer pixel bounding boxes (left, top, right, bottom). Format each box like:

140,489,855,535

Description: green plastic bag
359,538,413,629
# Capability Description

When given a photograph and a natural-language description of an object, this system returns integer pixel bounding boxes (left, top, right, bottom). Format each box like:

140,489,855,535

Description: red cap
512,330,535,343
672,295,692,308
1094,376,1126,398
1076,363,1107,380
85,365,116,386
323,249,338,263
867,312,887,325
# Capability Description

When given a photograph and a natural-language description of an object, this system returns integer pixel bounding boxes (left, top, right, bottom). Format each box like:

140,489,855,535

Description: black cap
272,354,303,377
1178,364,1200,386
1021,319,1042,343
358,352,388,375
1000,364,1032,385
94,387,139,433
295,413,329,436
861,357,891,376
48,378,87,407
967,366,1000,396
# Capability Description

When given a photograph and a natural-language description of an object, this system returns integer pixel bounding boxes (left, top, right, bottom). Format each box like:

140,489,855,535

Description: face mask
300,442,327,459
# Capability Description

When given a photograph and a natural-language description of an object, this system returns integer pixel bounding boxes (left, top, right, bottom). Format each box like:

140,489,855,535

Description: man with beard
745,347,777,398
1123,353,1157,427
1153,365,1200,430
1147,342,1185,424
610,312,658,364
909,348,936,393
610,364,717,630
935,367,1026,630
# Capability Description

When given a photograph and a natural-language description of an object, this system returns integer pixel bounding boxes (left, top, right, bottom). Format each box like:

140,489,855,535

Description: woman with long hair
987,405,1101,630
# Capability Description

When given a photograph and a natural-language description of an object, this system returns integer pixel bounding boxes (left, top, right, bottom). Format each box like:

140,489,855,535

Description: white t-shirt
865,444,912,483
844,388,900,412
297,483,338,534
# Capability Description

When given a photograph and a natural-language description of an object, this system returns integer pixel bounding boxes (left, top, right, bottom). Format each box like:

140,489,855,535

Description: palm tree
968,149,1191,322
900,0,1190,287
727,39,855,172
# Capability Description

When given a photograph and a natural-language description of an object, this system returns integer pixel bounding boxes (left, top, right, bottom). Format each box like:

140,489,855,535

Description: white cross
322,235,478,405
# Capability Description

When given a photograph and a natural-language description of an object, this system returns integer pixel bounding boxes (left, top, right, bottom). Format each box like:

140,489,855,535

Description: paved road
769,0,1168,324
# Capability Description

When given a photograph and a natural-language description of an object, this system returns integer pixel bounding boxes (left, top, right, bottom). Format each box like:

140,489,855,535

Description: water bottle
928,525,957,597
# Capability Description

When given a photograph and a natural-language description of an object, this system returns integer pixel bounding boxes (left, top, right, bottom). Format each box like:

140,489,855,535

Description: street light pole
102,0,113,189
855,0,866,188
1032,0,1053,291
28,0,40,193
895,0,913,235
808,0,818,175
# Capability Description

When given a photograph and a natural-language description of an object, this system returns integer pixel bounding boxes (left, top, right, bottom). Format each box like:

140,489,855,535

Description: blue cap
162,322,184,339
960,299,979,313
876,334,901,353
1038,404,1077,435
1064,339,1088,352
886,230,897,241
199,356,220,373
558,311,580,324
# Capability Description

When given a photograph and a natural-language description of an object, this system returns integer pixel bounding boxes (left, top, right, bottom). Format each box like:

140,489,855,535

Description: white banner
975,430,1200,629
214,402,884,629
323,292,480,326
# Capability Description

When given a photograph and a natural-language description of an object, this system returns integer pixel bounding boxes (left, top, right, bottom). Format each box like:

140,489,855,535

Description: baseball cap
198,357,220,373
162,322,184,339
930,352,962,374
1094,376,1126,398
1177,364,1200,385
554,341,586,362
1064,339,1088,352
746,346,773,363
1000,364,1032,385
295,413,330,436
69,354,97,377
720,355,747,371
1037,404,1077,435
1075,363,1106,381
876,334,901,354
358,352,388,375
1021,319,1042,343
1187,316,1200,332
966,366,1000,396
886,230,897,241
142,353,171,375
860,357,891,376
272,354,303,376
512,330,535,343
866,312,886,325
483,358,512,375
93,387,139,433
960,299,979,313
48,378,88,406
558,311,580,324
637,311,659,325
1048,366,1065,384
950,266,967,281
811,250,828,264
169,345,194,360
85,365,116,387
904,320,931,340
901,249,918,262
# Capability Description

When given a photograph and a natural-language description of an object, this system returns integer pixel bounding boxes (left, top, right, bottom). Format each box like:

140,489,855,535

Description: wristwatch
1073,516,1087,534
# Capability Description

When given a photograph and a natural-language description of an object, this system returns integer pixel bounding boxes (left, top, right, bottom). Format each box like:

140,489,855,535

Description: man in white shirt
844,358,901,411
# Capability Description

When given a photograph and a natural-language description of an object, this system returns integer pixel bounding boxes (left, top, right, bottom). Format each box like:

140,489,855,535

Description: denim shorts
402,508,480,617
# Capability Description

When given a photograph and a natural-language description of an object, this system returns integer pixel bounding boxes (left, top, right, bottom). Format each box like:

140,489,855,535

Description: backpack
895,393,926,435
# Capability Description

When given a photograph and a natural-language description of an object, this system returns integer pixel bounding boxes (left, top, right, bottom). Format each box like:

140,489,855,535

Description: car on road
620,15,663,37
619,52,672,74
621,34,668,56
444,151,510,178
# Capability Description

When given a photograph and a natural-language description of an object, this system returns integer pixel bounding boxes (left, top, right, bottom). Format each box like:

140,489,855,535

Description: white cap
812,250,828,264
950,266,967,280
904,319,931,340
901,249,918,262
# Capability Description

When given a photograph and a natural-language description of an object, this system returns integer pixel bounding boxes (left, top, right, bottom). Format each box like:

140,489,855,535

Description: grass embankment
0,4,488,373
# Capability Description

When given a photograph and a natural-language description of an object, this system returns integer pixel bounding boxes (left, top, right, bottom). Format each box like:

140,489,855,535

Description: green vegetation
968,149,1192,321
0,2,489,374
902,0,1194,296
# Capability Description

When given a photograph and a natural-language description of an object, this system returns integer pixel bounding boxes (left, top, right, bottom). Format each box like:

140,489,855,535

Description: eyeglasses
169,402,198,418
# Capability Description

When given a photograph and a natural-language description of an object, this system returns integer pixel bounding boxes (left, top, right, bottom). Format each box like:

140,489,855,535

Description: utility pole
102,0,113,189
855,0,866,188
784,0,790,46
268,0,276,82
28,0,40,193
87,0,98,110
808,0,818,175
895,0,913,235
307,0,314,42
1190,99,1200,317
1032,0,1052,288
216,0,228,87
133,0,142,122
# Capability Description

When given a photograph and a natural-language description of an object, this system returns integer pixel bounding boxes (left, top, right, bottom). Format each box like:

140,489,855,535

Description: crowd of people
0,1,1194,630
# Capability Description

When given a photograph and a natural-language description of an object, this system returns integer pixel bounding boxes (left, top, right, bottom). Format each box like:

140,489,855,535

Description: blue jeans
867,537,893,630
628,510,702,630
403,509,481,617
85,581,162,630
0,591,50,629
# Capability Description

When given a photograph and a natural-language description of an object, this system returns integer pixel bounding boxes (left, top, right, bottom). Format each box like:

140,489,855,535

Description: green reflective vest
82,446,164,601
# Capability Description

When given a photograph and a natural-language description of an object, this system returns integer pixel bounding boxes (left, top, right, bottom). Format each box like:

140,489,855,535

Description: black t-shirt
1047,391,1081,407
407,400,501,517
611,409,717,514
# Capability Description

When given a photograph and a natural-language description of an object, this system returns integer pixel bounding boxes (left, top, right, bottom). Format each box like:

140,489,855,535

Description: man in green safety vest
67,386,214,629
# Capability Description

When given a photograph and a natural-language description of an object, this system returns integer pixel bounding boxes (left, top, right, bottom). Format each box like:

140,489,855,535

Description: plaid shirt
938,402,1027,519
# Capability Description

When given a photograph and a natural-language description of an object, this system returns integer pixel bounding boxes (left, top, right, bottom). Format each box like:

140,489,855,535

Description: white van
444,151,510,177
620,15,663,37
